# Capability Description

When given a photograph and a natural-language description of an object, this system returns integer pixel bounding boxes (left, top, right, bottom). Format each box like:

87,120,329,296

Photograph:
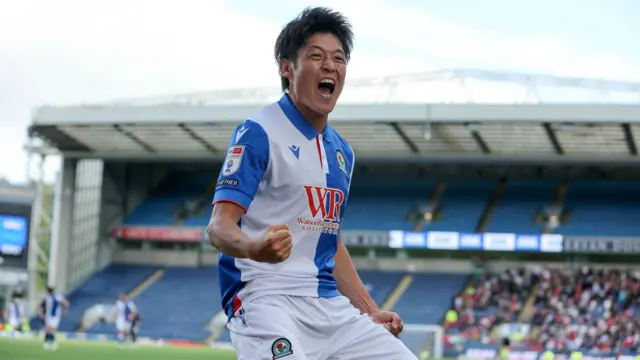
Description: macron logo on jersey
297,185,345,235
235,126,249,143
288,145,300,159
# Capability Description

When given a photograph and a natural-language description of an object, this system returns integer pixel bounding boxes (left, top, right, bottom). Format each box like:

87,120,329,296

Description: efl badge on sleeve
336,150,347,174
222,145,245,176
271,338,293,359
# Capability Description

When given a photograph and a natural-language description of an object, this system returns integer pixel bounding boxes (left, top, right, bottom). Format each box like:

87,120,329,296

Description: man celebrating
207,7,416,360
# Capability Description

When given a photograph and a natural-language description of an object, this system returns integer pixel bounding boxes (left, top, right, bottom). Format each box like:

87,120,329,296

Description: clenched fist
248,224,293,263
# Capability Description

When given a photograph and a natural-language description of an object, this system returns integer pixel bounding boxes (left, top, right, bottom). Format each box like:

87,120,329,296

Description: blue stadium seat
60,264,159,332
342,178,436,231
486,180,556,233
559,180,640,236
358,270,405,306
123,171,215,227
123,196,185,226
426,180,495,232
394,273,467,325
133,267,220,341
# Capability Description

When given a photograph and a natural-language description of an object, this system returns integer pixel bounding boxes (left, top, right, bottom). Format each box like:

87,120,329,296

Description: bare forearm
207,219,253,258
334,241,380,315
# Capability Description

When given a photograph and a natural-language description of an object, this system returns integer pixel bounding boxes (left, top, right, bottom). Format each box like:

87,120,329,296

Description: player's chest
269,139,351,197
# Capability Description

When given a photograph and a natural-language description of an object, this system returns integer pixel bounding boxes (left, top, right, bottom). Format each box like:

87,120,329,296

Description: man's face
283,33,347,117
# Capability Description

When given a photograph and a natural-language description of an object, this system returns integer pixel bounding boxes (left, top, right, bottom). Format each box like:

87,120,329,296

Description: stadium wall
49,159,105,294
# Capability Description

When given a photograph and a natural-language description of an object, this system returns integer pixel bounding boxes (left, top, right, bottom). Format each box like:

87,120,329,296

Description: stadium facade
15,69,640,358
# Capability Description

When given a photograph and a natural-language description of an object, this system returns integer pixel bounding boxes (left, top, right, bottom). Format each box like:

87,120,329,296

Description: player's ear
279,59,293,80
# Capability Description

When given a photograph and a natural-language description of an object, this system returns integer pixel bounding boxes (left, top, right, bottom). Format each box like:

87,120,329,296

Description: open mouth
318,78,336,96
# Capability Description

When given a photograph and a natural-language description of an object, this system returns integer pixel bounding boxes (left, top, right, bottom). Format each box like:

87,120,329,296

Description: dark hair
274,7,354,91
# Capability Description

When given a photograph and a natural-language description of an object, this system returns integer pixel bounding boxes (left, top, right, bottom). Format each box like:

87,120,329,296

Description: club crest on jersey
271,338,293,359
297,185,344,235
336,150,347,174
222,145,244,176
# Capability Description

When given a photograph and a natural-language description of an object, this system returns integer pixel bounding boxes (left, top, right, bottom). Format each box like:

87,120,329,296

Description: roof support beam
390,122,419,153
621,124,638,155
542,123,564,155
113,125,155,153
466,124,490,154
179,123,218,153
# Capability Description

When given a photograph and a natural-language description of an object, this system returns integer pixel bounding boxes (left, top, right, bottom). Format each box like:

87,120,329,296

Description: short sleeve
212,120,269,212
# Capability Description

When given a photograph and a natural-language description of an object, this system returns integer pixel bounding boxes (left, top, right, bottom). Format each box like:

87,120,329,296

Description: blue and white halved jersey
44,293,65,319
213,93,355,319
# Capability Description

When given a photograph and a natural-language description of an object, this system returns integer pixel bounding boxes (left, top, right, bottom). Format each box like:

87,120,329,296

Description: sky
1,0,639,184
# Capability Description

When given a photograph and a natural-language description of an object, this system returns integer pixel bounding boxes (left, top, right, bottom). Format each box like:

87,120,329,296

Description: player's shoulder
233,101,284,140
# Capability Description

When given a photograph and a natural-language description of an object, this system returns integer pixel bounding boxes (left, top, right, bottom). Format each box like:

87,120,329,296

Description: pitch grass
0,337,238,360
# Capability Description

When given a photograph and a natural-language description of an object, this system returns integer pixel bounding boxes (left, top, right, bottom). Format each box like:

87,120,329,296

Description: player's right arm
207,120,292,262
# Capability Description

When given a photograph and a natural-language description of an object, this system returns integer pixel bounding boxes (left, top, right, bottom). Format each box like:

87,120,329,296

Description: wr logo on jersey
303,185,344,222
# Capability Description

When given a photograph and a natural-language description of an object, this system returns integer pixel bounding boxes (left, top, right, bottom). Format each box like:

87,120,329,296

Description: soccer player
6,294,25,340
207,7,417,360
114,293,137,348
39,286,69,350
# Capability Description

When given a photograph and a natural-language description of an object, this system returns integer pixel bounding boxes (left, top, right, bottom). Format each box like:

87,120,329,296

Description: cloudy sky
1,0,639,184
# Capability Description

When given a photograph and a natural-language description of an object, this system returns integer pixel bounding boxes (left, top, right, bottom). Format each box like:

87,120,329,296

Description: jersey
115,299,136,323
43,293,65,319
213,93,355,319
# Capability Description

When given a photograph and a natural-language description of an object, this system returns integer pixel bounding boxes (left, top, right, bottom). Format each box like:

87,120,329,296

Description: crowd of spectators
444,266,640,354
530,267,640,354
445,268,537,343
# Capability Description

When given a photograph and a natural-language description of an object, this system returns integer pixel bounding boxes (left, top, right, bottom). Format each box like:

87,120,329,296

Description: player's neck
287,92,328,133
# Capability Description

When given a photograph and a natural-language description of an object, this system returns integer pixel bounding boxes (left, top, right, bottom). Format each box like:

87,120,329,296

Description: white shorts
45,316,60,330
116,319,131,332
228,294,417,360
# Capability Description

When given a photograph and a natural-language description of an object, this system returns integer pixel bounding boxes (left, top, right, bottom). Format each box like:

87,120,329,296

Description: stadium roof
28,69,640,163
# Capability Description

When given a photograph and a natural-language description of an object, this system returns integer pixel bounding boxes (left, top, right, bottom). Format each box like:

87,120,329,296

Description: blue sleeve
212,120,269,211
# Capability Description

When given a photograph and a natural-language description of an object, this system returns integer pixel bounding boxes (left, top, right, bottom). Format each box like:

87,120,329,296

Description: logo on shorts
271,338,293,359
336,150,347,174
222,145,245,176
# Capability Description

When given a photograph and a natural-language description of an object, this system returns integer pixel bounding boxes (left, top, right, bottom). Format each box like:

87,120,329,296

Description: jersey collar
278,93,333,142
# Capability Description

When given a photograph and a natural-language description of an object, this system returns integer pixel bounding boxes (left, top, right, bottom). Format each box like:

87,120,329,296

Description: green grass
0,337,237,360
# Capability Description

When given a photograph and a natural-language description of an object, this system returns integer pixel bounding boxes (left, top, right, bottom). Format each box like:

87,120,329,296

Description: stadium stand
342,178,437,231
58,265,159,332
443,269,538,349
120,172,640,238
426,179,495,233
485,180,557,234
530,267,640,354
559,180,640,237
123,171,214,227
395,273,469,325
133,267,220,340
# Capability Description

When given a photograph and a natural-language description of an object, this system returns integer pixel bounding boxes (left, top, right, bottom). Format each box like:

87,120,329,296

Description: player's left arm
333,239,379,316
335,236,404,336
